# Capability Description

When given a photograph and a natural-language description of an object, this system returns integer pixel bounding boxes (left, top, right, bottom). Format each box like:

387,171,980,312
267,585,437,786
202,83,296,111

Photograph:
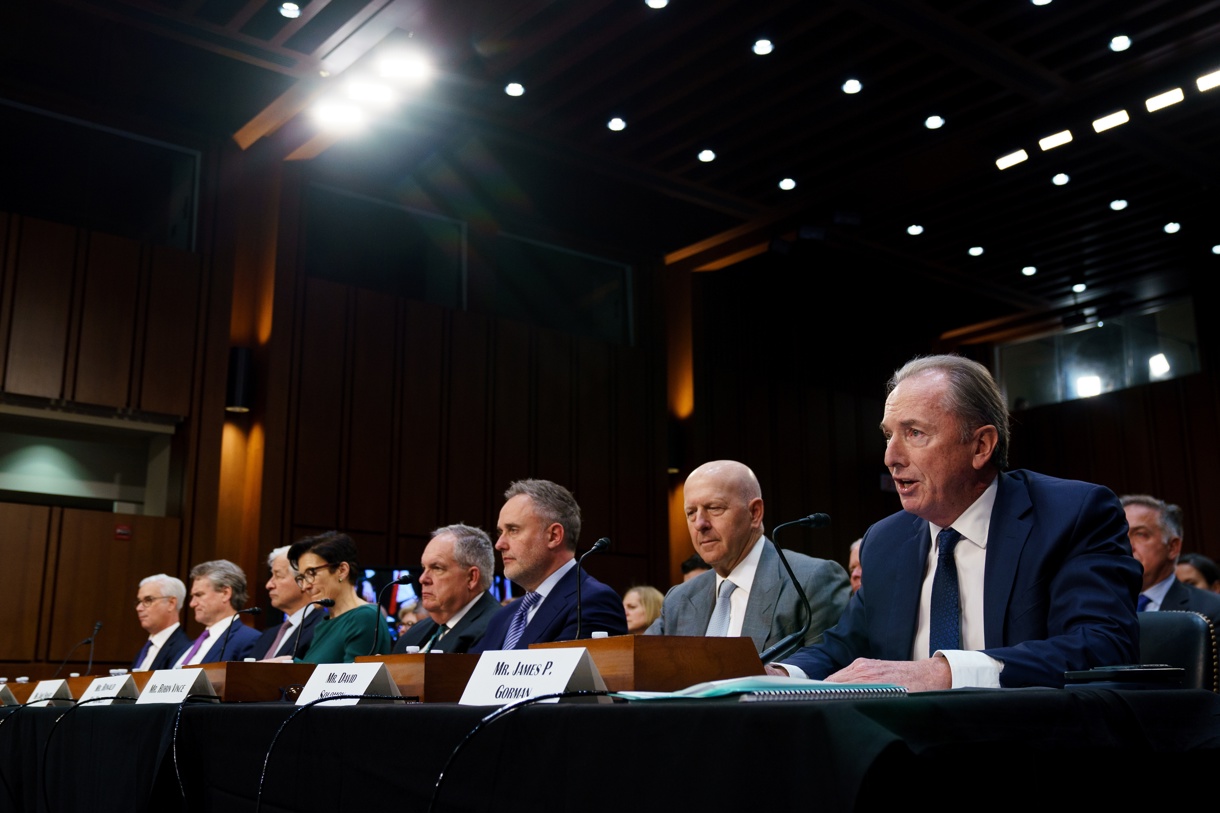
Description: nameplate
459,647,608,706
135,668,218,703
0,684,15,706
79,674,139,705
296,662,403,706
28,679,73,707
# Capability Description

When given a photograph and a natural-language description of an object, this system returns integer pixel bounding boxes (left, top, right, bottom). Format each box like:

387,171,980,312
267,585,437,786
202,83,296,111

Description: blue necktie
502,592,542,650
705,580,738,636
1137,594,1151,612
133,639,152,670
929,527,962,656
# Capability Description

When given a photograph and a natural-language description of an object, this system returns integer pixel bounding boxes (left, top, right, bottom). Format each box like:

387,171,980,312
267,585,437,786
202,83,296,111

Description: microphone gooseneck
758,513,831,664
575,537,612,641
218,607,262,663
289,599,334,660
85,620,102,676
52,621,103,678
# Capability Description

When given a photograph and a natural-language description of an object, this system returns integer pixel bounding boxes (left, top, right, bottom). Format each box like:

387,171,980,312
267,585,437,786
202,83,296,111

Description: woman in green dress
289,531,392,663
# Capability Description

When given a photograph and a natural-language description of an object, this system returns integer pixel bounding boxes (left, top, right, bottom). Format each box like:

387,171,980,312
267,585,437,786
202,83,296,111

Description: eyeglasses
134,596,173,609
294,563,339,585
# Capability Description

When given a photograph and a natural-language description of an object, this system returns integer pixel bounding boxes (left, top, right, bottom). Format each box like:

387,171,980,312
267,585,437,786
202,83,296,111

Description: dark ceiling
4,0,1218,344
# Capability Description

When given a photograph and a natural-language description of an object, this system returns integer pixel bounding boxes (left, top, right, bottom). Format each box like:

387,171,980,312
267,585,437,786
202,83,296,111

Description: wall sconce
225,347,254,414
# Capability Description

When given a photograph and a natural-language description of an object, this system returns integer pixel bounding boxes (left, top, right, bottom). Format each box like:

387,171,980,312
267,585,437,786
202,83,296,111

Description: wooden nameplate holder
220,661,319,702
530,635,765,692
354,653,480,702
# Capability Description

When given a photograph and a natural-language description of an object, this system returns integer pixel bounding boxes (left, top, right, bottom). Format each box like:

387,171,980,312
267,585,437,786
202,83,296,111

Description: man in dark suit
393,524,500,653
1122,493,1220,626
175,559,262,665
472,479,627,652
771,354,1141,690
132,573,191,671
249,546,325,660
645,460,849,655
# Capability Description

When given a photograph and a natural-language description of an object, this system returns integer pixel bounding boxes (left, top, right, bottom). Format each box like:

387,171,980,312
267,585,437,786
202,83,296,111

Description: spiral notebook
612,674,907,702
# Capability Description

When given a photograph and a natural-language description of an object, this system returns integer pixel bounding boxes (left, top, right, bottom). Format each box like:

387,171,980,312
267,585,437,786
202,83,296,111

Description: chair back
1138,610,1217,692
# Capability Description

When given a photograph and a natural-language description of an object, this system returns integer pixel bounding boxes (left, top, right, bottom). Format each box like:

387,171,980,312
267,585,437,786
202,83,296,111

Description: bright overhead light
924,115,945,129
1072,282,1087,293
1038,130,1073,151
1145,88,1184,112
778,178,796,191
996,149,1028,170
505,82,525,97
1031,0,1052,5
1149,353,1171,378
344,78,396,108
1092,110,1129,132
1213,245,1220,255
968,246,984,257
1198,69,1220,92
378,51,433,84
1164,222,1181,234
753,39,774,56
645,0,668,7
312,99,368,132
279,3,301,19
1022,266,1037,276
907,225,924,236
1109,35,1131,52
697,149,716,163
607,117,626,131
1110,199,1128,210
1076,376,1102,398
1052,173,1069,186
841,78,862,94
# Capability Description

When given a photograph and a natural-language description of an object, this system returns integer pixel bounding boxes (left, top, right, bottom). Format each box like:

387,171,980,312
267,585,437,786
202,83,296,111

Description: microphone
758,513,831,664
218,607,262,662
367,570,416,656
52,621,103,678
575,537,612,640
289,598,334,660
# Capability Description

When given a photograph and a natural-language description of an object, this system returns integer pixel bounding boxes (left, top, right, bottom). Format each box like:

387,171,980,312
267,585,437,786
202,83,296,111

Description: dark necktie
929,527,963,656
422,623,448,653
503,592,542,650
1137,594,1151,612
133,639,152,670
267,619,293,657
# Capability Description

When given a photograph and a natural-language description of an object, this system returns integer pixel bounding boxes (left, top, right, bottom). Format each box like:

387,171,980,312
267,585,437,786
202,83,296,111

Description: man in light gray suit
645,460,849,654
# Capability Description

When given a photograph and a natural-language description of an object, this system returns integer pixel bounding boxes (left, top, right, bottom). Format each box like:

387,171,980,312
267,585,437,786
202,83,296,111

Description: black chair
1138,610,1217,692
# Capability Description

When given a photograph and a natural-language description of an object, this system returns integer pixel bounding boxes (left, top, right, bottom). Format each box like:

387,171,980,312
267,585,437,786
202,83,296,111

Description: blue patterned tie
705,580,738,636
502,592,542,650
929,527,962,656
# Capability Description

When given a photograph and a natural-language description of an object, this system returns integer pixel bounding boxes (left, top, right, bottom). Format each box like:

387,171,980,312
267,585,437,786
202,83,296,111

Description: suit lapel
740,540,779,649
883,514,930,655
522,566,577,646
681,571,717,634
982,471,1032,647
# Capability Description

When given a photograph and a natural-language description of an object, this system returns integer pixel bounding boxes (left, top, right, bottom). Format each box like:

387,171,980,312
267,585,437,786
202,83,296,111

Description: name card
78,674,139,705
136,668,217,704
459,647,608,706
295,662,403,706
28,679,73,707
0,684,15,706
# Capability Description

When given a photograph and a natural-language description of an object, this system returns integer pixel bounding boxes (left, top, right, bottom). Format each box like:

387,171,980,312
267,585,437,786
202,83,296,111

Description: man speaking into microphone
472,479,627,652
174,559,261,666
645,460,849,654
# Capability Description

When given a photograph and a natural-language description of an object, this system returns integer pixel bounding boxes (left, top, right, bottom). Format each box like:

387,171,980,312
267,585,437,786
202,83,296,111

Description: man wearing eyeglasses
132,574,191,671
249,546,325,660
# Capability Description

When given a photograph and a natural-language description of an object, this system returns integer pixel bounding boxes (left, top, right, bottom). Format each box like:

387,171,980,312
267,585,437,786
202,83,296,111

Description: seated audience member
680,554,711,583
848,538,863,594
1177,552,1220,594
646,460,850,654
249,546,324,660
176,560,262,666
623,585,664,634
472,479,627,652
290,531,392,663
132,574,190,671
397,602,420,638
769,354,1141,690
1122,494,1220,626
393,524,500,653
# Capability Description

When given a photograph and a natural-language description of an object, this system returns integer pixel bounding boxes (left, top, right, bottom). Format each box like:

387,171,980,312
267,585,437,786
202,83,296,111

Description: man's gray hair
188,559,249,611
1120,494,1184,542
267,545,295,571
890,354,1011,470
504,479,582,549
139,573,186,606
432,524,495,590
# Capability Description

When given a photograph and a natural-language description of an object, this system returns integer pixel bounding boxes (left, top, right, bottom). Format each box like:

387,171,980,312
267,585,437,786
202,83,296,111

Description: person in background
289,531,392,663
1122,494,1220,626
623,585,663,634
249,546,324,660
680,554,711,583
175,560,261,665
1177,552,1220,594
848,538,863,594
397,602,420,638
132,574,190,671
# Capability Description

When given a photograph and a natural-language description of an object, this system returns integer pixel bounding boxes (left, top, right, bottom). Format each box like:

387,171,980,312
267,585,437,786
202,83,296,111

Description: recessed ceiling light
1038,130,1073,151
1198,69,1220,92
1164,222,1181,234
1212,245,1220,254
968,246,984,257
842,78,862,94
344,78,396,108
1149,353,1171,378
778,178,796,191
1052,173,1069,185
1072,282,1087,293
697,149,716,162
505,82,525,97
607,117,626,131
378,51,433,84
1145,88,1184,112
312,99,368,132
996,149,1028,170
1110,35,1131,52
907,225,924,236
753,39,774,56
1022,266,1037,276
645,0,668,7
279,2,300,19
1031,0,1052,5
1110,199,1128,210
1092,110,1129,132
924,115,945,129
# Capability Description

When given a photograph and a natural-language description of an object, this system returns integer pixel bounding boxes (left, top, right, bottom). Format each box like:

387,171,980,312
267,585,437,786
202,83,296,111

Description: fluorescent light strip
996,149,1028,170
1198,70,1220,91
1038,130,1073,150
1092,110,1129,132
1146,88,1184,112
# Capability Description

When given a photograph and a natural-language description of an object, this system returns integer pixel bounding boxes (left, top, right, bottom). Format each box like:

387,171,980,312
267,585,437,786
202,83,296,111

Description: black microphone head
802,513,831,528
395,570,416,584
241,606,263,615
317,598,336,607
93,620,103,632
593,537,611,551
